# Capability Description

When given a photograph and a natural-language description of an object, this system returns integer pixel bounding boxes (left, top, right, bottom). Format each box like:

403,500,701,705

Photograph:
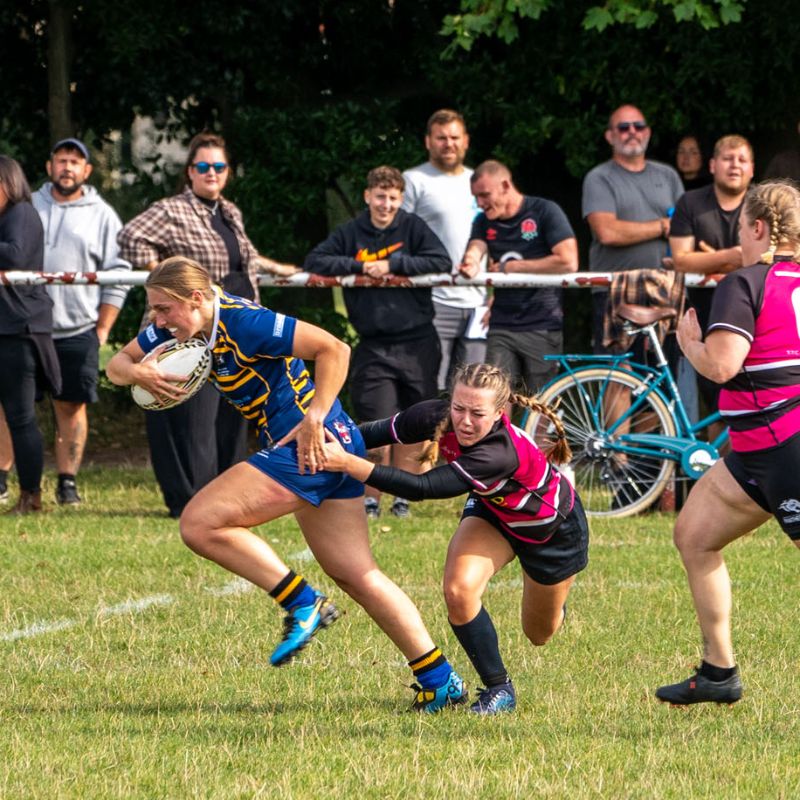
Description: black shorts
725,438,800,540
53,329,100,403
461,493,589,585
349,336,441,422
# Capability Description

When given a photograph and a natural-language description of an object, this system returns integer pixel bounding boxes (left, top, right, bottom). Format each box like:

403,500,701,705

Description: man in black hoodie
305,166,450,519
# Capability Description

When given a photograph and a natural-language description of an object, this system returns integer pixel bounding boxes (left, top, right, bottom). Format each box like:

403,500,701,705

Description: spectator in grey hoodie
0,138,131,505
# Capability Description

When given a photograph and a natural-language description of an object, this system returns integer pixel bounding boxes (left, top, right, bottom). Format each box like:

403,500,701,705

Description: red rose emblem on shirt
520,218,538,241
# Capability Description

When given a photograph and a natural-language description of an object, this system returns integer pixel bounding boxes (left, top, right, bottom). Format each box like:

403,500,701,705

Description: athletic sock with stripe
269,570,317,611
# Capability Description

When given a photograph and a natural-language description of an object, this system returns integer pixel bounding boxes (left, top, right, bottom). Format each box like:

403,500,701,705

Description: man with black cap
26,138,131,504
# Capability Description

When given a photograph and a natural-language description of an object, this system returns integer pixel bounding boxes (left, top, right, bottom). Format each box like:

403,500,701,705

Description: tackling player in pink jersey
657,181,800,706
323,362,589,715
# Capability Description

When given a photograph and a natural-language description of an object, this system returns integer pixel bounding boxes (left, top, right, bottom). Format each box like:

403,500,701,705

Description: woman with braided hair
657,180,800,706
322,362,589,715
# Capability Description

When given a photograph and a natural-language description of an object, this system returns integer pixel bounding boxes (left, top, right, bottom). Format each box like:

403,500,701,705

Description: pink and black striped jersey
708,261,800,452
389,400,574,543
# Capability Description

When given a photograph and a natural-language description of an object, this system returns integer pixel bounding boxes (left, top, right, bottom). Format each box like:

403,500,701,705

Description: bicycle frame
541,321,728,480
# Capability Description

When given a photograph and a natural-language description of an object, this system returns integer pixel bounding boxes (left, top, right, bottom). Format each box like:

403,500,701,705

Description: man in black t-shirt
461,160,578,394
669,135,754,413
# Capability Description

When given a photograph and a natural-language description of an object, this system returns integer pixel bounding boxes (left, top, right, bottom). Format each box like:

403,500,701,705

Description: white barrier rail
0,270,719,288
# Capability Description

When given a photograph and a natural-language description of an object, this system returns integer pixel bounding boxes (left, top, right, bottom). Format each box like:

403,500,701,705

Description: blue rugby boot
410,670,468,713
469,681,517,715
269,593,340,667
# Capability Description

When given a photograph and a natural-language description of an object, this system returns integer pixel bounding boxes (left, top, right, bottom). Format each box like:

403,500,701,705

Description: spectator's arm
490,237,578,274
303,228,363,276
460,239,488,278
586,211,668,247
95,303,122,346
670,235,743,274
97,210,132,309
117,204,170,269
0,205,40,269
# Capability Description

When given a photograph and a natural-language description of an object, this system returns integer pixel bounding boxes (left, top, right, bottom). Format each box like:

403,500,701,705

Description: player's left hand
676,307,702,354
295,411,327,474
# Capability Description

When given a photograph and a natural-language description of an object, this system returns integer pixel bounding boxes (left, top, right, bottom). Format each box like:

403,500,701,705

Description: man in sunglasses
582,105,684,354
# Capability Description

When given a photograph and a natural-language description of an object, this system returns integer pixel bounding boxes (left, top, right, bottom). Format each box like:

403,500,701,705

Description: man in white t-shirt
402,109,485,392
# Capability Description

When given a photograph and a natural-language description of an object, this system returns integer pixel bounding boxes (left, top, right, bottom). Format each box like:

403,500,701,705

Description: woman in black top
0,155,61,513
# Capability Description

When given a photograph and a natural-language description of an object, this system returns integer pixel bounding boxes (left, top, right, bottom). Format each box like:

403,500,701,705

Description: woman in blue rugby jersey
107,256,465,712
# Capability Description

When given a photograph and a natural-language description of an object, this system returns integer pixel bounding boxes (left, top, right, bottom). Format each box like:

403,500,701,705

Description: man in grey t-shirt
402,109,485,392
582,104,683,351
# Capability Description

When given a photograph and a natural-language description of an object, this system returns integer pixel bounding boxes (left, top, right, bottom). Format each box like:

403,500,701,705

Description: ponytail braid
419,412,452,466
511,393,572,465
760,201,781,265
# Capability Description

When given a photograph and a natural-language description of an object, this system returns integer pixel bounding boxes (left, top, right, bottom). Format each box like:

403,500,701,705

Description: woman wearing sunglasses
118,132,295,518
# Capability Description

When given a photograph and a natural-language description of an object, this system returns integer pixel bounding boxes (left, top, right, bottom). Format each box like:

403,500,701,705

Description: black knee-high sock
450,605,508,687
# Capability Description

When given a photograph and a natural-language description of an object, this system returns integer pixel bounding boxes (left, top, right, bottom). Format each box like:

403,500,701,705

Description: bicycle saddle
615,303,677,325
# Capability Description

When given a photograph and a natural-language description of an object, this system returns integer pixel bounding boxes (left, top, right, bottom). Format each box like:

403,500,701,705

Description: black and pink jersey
386,399,575,543
708,261,800,452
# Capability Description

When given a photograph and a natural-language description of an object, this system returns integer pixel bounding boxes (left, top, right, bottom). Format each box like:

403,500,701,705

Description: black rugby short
461,493,589,585
53,329,100,403
725,436,800,540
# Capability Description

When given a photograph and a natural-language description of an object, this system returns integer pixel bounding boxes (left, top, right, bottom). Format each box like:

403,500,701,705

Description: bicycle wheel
525,367,677,517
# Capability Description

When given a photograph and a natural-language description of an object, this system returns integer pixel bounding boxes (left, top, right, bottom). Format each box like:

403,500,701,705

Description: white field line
100,594,174,616
1,579,255,643
203,577,254,597
0,618,77,642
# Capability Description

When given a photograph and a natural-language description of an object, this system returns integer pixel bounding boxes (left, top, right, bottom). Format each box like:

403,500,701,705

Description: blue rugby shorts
247,410,366,506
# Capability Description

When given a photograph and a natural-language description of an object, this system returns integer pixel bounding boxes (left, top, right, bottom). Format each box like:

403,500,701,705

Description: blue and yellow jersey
137,289,343,446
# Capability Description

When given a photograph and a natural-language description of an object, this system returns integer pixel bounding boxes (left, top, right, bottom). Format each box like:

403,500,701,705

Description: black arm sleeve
358,417,395,449
358,400,449,449
365,463,471,501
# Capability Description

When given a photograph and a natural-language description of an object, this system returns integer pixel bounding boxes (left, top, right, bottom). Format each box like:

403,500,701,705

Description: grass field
1,463,799,799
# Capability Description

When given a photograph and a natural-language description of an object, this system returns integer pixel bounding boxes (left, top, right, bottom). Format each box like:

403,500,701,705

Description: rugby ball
131,338,212,410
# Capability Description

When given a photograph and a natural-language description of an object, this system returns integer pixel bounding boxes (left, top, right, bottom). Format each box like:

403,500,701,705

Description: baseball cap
51,137,91,162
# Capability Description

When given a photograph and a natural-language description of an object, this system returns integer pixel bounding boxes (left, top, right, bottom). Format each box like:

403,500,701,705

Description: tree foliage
442,0,746,53
0,0,797,271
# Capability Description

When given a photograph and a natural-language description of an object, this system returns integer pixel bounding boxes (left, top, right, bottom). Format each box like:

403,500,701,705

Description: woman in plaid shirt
118,132,293,517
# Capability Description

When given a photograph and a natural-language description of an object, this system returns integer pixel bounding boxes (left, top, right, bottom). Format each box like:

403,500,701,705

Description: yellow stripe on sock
274,575,303,604
410,647,442,672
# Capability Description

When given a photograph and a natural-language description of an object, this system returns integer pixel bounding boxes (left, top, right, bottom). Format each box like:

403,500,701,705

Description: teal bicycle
523,303,728,518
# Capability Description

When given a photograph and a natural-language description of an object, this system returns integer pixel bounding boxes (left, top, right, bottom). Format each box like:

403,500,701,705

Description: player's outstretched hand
321,429,347,471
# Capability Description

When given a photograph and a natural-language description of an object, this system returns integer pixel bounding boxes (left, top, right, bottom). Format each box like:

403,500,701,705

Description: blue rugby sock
409,647,452,689
269,571,317,610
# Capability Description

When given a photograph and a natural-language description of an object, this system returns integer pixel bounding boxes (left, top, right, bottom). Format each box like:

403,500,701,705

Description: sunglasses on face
615,121,648,133
192,161,228,174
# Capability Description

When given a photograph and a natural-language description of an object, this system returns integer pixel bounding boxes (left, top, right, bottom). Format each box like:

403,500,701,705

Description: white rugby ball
131,338,212,411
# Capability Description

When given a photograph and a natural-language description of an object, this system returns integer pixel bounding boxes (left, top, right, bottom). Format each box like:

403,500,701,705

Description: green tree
442,0,746,53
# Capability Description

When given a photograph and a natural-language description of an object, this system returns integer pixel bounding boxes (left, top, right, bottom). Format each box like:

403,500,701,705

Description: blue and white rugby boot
410,670,468,713
269,592,340,667
469,681,516,715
